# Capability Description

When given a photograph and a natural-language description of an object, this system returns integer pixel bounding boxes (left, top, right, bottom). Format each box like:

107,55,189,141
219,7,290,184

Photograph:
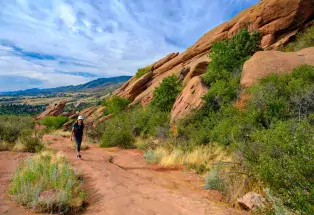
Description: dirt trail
43,134,247,215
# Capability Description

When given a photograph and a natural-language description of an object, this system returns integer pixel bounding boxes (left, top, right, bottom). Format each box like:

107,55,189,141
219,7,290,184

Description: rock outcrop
241,47,314,87
171,76,208,121
237,192,266,211
114,0,314,116
36,100,67,120
63,106,106,130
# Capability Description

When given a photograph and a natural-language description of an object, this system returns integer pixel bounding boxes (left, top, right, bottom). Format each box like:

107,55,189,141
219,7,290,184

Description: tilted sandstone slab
171,76,208,121
241,47,314,87
36,100,67,120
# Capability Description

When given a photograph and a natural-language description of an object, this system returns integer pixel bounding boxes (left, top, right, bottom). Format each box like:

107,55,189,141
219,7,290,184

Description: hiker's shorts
74,136,82,152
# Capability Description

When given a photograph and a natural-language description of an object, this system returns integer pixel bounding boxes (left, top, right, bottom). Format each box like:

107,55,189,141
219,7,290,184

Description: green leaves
151,75,182,112
102,96,130,116
202,29,262,110
136,67,151,79
39,116,69,130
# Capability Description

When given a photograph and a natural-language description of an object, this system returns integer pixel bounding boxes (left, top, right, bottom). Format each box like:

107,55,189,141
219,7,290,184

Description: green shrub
136,67,151,79
241,120,314,214
203,167,226,193
18,129,44,153
0,115,35,143
247,65,314,128
103,96,130,116
203,29,261,85
202,29,261,109
143,150,160,164
151,75,182,112
98,107,169,148
9,151,86,214
39,116,69,130
283,25,314,52
101,118,134,148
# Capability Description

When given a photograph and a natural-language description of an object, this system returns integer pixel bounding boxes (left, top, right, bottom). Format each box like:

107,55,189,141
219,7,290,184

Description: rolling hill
0,76,132,96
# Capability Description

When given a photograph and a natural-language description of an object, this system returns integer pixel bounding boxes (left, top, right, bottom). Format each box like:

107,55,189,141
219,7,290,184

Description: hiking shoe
78,155,82,159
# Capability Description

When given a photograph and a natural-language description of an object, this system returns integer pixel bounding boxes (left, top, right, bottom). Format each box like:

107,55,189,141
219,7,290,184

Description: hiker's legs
74,136,82,156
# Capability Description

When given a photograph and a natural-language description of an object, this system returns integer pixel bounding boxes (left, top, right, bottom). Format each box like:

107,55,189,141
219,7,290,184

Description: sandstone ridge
113,0,314,116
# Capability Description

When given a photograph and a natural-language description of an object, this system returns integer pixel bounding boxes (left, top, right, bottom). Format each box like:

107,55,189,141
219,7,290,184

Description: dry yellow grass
51,130,71,138
157,144,233,169
145,143,263,204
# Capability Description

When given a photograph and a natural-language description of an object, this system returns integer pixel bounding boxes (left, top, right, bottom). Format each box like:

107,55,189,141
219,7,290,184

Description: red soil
0,135,248,215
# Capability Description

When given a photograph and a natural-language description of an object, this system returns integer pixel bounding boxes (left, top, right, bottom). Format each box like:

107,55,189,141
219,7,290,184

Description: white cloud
0,0,259,91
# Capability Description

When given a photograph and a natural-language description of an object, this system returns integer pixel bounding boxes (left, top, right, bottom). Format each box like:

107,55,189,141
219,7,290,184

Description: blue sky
0,0,259,91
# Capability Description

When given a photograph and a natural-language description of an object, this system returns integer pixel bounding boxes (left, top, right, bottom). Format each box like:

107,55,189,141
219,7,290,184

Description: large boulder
241,47,314,87
36,100,67,120
113,0,314,117
171,76,208,121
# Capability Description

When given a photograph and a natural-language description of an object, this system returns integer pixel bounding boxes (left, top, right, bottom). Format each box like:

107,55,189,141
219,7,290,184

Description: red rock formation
241,47,314,87
171,76,208,121
36,100,67,120
114,0,314,117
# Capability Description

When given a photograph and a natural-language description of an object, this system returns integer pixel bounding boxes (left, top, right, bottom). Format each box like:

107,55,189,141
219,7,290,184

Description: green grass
9,151,86,214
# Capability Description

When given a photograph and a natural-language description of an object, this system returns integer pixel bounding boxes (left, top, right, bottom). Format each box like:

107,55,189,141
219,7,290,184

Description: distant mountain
0,76,132,96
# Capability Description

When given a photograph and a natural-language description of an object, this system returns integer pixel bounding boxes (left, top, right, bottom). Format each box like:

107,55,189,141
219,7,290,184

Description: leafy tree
103,96,130,115
151,75,182,112
202,29,262,109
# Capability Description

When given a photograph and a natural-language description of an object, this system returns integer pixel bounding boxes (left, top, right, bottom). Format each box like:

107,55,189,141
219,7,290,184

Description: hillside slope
0,76,132,96
114,0,314,112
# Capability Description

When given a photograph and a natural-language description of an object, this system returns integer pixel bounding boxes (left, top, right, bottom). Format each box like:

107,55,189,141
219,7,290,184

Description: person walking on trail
71,115,85,159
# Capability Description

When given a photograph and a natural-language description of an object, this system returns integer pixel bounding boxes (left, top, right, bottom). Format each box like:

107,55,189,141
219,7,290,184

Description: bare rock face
84,106,105,126
36,100,67,120
183,60,210,85
241,47,314,87
237,192,266,211
152,52,179,71
113,0,314,118
171,76,208,121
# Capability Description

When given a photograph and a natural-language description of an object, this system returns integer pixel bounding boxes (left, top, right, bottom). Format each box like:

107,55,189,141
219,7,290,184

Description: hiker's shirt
73,122,84,140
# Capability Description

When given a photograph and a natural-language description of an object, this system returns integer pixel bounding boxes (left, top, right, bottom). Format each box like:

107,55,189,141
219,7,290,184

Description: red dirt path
0,135,248,215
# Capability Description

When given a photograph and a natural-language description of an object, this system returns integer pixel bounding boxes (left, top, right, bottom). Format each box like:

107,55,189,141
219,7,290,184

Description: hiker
71,115,85,159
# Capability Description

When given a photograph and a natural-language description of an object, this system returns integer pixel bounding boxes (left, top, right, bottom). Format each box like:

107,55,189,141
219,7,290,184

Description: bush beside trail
0,115,43,152
9,150,86,214
39,116,69,130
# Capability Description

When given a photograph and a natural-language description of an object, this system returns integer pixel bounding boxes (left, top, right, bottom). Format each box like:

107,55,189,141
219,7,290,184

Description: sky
0,0,259,92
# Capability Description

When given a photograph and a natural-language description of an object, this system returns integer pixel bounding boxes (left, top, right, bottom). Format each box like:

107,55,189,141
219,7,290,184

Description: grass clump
283,25,314,52
136,67,151,79
9,151,86,214
39,116,69,130
203,167,226,193
102,96,130,116
151,75,182,112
